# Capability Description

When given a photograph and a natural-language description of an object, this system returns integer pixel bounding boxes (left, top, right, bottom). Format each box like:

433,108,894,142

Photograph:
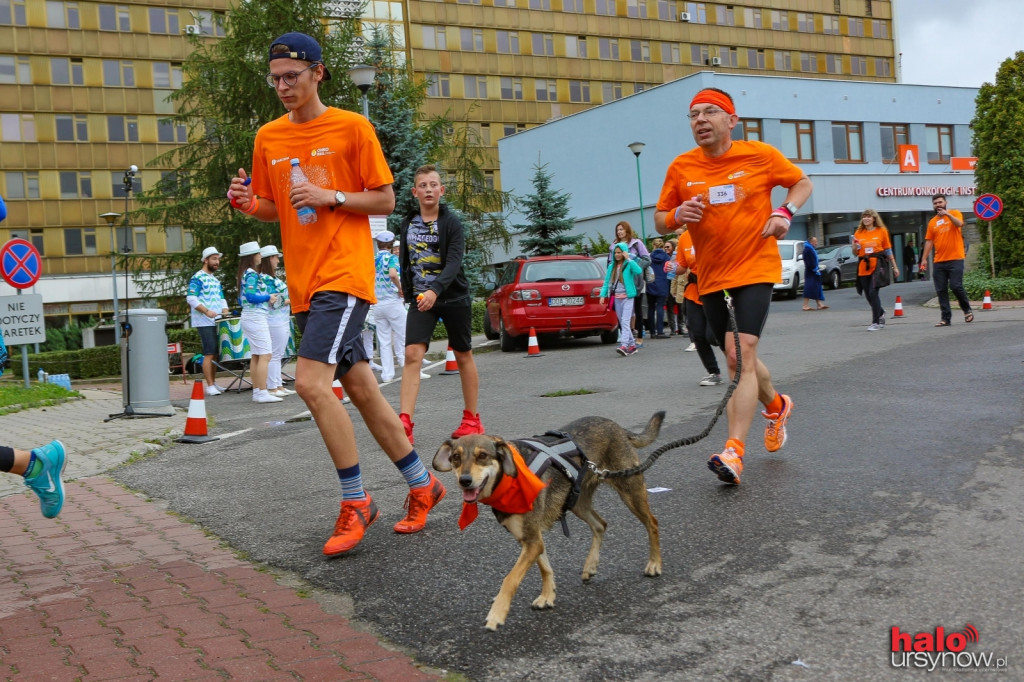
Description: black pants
858,275,885,324
932,259,972,323
684,299,720,376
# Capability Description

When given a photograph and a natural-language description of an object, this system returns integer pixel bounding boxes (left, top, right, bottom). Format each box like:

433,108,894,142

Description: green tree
515,164,580,256
972,50,1024,276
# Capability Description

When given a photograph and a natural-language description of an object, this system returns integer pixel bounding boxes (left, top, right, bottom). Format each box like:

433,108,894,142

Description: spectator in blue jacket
646,241,671,337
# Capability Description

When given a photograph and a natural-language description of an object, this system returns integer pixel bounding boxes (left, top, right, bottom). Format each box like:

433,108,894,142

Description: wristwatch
784,201,799,216
334,190,347,207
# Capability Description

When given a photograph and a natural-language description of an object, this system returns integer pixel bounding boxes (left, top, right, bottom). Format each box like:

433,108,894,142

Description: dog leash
587,293,742,480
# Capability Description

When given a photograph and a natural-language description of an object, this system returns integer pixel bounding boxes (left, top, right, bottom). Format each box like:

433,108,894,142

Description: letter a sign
898,144,919,173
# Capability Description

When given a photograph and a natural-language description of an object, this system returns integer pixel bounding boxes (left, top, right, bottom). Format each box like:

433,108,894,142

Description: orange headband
689,89,735,115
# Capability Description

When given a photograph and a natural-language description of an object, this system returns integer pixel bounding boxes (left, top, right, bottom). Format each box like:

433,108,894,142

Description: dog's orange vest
458,442,547,530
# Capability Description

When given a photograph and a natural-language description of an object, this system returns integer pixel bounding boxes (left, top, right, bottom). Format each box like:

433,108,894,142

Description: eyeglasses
687,107,727,120
265,63,318,88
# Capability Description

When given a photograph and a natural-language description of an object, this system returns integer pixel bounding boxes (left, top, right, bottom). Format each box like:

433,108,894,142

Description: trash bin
120,308,175,416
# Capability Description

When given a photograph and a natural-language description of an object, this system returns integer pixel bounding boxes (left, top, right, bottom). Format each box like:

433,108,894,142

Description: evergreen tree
972,50,1024,276
515,164,580,257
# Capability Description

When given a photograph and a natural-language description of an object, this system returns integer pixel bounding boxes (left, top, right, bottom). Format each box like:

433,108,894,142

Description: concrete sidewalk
1,387,447,679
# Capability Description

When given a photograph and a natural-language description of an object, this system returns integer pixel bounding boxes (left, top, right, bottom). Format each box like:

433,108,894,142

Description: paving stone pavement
1,387,442,680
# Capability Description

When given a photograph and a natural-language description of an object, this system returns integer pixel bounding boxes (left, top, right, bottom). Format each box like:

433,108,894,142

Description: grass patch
541,388,596,397
0,382,80,415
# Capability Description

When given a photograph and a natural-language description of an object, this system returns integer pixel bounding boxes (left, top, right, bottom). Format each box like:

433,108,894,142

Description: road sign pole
18,290,30,389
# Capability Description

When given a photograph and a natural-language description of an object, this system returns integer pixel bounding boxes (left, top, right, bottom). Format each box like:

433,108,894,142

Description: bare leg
400,343,427,417
453,350,479,413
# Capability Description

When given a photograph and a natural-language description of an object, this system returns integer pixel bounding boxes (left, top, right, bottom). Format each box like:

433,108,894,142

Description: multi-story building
0,0,895,327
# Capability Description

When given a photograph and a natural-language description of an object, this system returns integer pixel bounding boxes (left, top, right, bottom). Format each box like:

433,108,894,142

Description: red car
484,255,620,352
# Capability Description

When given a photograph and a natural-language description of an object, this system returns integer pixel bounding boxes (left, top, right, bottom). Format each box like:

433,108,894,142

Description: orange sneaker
323,497,379,556
393,473,447,533
400,412,415,445
707,447,743,485
451,410,485,438
762,394,793,453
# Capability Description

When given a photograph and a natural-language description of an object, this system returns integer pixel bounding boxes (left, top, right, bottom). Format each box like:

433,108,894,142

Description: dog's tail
628,411,666,449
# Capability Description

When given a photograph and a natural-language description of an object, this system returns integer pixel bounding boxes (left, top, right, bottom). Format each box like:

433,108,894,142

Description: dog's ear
432,441,455,472
493,439,519,477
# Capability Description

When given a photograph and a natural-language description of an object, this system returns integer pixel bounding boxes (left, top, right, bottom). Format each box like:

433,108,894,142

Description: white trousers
373,298,407,382
267,323,290,389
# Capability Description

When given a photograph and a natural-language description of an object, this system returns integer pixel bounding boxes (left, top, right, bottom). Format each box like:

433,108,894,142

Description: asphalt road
113,281,1023,680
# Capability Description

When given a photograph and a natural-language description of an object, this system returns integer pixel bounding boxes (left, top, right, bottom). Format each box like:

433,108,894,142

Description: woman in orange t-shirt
853,209,900,331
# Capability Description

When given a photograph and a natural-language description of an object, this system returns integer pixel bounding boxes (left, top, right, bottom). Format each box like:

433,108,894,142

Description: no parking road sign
973,193,1003,221
1,238,42,289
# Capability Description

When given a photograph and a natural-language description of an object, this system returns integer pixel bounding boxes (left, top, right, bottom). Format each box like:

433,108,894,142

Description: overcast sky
894,0,1022,88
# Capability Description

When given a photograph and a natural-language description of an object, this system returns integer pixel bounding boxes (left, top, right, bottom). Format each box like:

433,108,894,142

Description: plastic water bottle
289,158,318,225
38,368,45,383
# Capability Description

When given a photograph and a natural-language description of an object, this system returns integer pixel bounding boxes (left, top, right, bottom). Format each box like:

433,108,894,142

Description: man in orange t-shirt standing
654,87,812,485
228,33,445,557
919,193,974,326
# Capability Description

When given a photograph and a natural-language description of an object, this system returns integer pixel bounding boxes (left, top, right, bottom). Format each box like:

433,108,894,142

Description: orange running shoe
707,446,744,485
393,473,447,533
323,497,379,556
451,410,485,438
399,412,415,445
762,394,793,453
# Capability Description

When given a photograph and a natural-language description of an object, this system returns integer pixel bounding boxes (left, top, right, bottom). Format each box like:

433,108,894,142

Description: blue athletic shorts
293,291,370,378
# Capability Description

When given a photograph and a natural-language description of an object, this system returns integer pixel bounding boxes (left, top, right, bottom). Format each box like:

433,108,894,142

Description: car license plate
549,296,584,307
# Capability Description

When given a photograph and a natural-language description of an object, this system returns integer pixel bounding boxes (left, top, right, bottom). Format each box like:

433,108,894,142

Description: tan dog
432,412,664,630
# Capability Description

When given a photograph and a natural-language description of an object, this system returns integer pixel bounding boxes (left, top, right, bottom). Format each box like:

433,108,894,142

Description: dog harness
457,432,588,536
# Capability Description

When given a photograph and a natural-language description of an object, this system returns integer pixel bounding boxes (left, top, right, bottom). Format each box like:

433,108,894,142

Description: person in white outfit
259,244,294,398
237,241,282,403
372,231,409,383
186,246,230,396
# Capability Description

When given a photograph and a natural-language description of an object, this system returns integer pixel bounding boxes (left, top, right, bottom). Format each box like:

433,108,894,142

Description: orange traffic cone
177,380,219,443
440,346,460,375
982,290,992,310
893,295,904,317
524,327,543,358
332,379,351,404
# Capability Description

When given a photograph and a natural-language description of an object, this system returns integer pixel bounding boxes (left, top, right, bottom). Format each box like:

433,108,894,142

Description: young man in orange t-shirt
228,33,445,557
919,193,974,326
654,87,812,485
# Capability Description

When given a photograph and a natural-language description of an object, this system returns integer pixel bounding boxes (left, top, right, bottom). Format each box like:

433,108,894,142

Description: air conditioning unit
710,57,722,66
184,24,201,35
679,11,691,22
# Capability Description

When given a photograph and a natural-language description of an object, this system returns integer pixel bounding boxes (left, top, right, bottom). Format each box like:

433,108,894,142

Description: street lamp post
347,64,378,119
99,211,121,325
628,141,647,241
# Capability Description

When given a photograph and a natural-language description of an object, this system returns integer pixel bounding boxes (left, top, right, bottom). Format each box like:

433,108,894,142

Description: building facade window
532,33,554,55
457,0,481,4
732,118,762,141
875,57,891,77
743,7,761,28
1,113,35,141
568,80,590,103
831,122,863,162
629,40,650,62
595,0,615,16
626,0,646,18
823,15,839,34
103,59,135,86
500,76,523,100
715,5,734,26
800,52,818,72
56,114,88,142
0,55,31,83
662,43,681,64
879,123,909,163
4,171,40,199
157,119,187,143
528,0,550,10
51,57,84,85
148,7,179,34
771,10,788,30
496,30,520,54
494,0,516,5
747,48,765,69
64,227,97,256
566,36,588,58
152,62,182,89
1,0,28,26
796,12,814,32
562,0,583,11
781,120,815,162
10,229,44,254
426,73,450,97
535,78,557,101
98,4,130,31
657,0,675,21
598,38,619,60
602,82,622,102
460,28,483,52
773,50,792,71
683,2,707,23
690,44,709,65
423,26,446,50
107,115,139,142
850,56,867,76
116,226,147,253
463,75,487,98
164,226,191,253
925,124,953,163
60,171,92,199
826,54,842,74
871,19,888,38
46,1,80,29
849,17,864,37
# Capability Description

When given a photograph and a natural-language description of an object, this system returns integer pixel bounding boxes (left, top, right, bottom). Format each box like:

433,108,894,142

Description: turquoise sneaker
24,440,67,519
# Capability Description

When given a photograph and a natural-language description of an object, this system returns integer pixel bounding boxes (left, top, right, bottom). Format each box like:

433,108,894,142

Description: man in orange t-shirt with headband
655,87,813,485
228,32,446,557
